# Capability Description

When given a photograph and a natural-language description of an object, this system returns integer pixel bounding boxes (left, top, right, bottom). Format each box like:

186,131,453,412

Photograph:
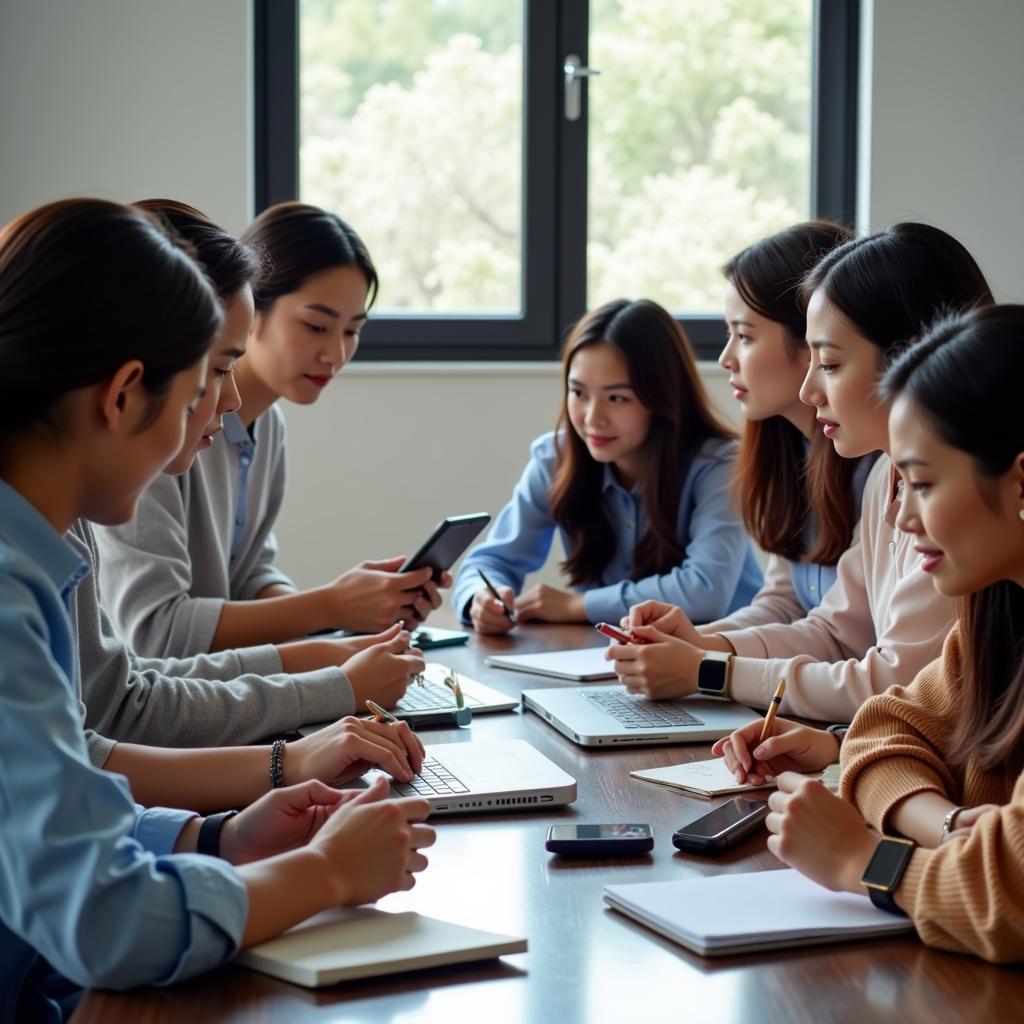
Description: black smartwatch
197,810,239,858
696,650,732,698
861,836,915,915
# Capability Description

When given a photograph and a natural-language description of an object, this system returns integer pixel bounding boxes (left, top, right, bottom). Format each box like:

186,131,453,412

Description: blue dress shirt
453,432,762,625
0,480,247,1022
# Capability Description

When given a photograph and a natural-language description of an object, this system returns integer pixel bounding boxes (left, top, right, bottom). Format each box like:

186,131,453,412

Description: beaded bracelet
270,738,286,789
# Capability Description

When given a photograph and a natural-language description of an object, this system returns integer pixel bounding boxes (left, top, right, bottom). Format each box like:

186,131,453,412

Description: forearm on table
888,789,958,847
239,847,333,947
104,743,271,813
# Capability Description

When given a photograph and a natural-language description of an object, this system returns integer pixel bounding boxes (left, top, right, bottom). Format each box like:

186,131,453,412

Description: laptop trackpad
445,750,537,786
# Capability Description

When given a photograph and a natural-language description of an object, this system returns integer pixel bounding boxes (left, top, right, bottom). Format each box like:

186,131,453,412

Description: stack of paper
630,757,778,798
604,869,914,956
237,907,527,987
486,646,616,681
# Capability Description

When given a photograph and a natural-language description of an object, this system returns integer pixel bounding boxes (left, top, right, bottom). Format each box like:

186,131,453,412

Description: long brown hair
724,221,853,563
882,306,1024,777
549,299,734,587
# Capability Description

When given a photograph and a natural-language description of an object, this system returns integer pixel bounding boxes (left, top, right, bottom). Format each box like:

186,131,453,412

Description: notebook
630,757,779,798
486,646,616,681
236,907,526,987
297,663,517,736
381,738,577,816
522,685,761,747
603,869,915,957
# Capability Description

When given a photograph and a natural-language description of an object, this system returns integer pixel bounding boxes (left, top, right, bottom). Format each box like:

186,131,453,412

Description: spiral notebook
237,907,527,987
604,869,914,957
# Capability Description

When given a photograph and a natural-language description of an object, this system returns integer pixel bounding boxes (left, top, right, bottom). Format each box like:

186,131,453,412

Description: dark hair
549,299,735,586
882,305,1024,777
134,199,264,302
724,220,854,564
799,222,995,515
0,198,222,439
241,202,378,312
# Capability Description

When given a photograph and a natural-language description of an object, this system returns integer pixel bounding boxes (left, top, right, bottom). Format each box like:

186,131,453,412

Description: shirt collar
222,411,255,451
0,480,89,597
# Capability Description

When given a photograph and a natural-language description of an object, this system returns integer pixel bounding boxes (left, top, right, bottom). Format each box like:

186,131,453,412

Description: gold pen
365,698,403,728
758,679,786,744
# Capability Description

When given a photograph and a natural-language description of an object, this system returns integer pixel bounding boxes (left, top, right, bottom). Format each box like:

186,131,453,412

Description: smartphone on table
399,514,491,580
671,798,769,855
546,823,654,856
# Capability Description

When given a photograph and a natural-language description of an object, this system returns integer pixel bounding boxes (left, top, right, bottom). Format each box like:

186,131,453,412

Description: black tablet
399,513,491,580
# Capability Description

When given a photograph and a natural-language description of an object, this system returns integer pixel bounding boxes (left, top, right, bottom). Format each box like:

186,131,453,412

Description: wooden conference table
73,618,1024,1024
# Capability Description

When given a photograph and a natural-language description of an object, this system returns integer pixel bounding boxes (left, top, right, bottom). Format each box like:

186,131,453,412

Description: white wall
1,0,1021,591
0,0,251,233
858,0,1024,300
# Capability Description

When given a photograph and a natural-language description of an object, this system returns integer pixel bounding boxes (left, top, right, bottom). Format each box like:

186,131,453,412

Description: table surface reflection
72,618,1024,1023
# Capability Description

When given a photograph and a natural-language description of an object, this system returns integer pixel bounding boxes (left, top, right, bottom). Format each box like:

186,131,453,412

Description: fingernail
753,746,766,758
764,774,776,782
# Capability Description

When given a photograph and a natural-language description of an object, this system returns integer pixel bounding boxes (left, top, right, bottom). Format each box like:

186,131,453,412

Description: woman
609,224,992,722
719,305,1024,963
96,201,447,658
452,298,763,632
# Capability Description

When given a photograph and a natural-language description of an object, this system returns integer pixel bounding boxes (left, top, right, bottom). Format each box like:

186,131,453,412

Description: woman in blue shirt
0,199,433,1022
454,298,762,632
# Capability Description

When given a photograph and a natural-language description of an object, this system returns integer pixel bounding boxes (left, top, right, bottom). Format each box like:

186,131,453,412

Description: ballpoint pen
477,568,517,623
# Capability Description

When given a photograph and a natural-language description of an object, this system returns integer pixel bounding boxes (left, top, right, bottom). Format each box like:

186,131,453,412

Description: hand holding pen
470,569,518,635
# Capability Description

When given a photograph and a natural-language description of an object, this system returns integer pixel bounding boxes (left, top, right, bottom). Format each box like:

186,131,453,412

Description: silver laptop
297,663,517,736
522,685,761,747
380,738,577,816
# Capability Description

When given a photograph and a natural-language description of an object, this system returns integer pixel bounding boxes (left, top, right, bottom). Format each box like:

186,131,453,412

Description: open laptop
298,663,517,736
522,685,761,747
375,738,577,816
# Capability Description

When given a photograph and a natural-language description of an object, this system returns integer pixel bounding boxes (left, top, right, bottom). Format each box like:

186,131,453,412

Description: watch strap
197,810,239,858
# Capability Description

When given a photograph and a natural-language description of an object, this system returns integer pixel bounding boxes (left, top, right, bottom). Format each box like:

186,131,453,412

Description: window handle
563,54,600,122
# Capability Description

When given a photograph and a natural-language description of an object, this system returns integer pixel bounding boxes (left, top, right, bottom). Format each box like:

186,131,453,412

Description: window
255,0,858,359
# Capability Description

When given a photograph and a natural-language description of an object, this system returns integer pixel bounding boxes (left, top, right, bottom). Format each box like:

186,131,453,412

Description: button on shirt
453,432,763,624
0,481,247,1012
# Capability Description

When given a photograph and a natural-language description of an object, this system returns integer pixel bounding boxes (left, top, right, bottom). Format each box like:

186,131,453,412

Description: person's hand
220,778,364,866
514,584,587,624
309,776,436,906
469,585,517,634
624,600,703,644
766,772,879,894
343,625,425,708
286,714,426,787
945,803,1000,843
604,623,704,699
322,557,437,632
712,718,840,786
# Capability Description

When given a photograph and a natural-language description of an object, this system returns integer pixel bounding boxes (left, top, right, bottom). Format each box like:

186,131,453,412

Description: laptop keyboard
582,691,704,729
396,678,483,713
391,757,470,797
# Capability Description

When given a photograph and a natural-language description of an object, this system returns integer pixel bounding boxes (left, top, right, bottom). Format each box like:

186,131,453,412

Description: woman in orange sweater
714,304,1024,962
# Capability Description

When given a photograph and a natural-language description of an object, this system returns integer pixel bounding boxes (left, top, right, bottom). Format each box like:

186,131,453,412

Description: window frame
255,0,859,361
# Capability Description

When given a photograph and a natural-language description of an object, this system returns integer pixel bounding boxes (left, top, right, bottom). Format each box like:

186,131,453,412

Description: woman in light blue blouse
454,299,763,633
0,199,433,1021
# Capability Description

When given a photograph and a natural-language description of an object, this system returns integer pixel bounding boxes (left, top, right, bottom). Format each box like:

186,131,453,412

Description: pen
758,679,786,744
595,622,651,645
365,699,403,728
477,568,516,623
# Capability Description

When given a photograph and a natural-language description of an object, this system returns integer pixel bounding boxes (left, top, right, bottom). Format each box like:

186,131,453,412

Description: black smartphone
545,823,654,856
399,514,491,580
671,797,769,855
410,626,471,650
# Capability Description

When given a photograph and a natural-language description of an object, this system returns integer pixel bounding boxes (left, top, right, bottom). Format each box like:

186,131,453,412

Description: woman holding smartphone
452,298,763,632
0,199,433,1018
608,224,992,722
717,306,1024,963
96,201,448,659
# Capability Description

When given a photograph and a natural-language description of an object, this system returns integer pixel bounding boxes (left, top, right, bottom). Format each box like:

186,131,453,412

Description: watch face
864,839,914,888
698,658,727,693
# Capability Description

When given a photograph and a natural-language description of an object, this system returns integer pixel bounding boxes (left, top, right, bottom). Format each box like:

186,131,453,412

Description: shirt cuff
582,587,622,625
133,806,199,855
291,666,354,725
720,626,770,659
236,643,284,676
86,729,117,769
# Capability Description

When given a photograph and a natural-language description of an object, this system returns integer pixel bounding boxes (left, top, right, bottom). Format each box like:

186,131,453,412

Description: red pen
595,622,652,645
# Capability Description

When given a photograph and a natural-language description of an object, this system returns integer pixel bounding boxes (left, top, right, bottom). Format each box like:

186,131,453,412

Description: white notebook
236,908,527,987
486,646,615,681
604,869,914,957
631,757,777,798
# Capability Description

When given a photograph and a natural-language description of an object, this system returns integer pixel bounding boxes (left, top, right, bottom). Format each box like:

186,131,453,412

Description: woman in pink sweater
608,223,993,722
